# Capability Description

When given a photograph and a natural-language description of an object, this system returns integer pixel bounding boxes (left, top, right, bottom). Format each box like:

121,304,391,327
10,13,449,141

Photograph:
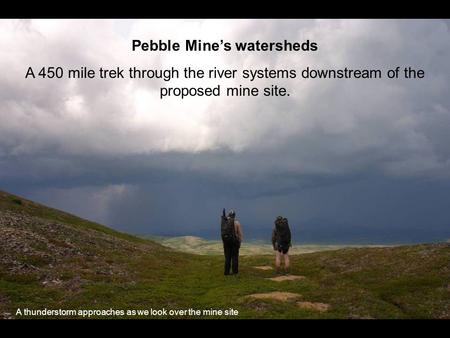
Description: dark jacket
272,224,291,249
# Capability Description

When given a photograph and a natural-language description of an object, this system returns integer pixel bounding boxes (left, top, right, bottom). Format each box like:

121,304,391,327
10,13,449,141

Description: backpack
221,215,236,242
275,217,290,246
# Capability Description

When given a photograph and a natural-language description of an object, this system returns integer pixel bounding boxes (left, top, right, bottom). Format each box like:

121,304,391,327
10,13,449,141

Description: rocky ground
0,191,449,319
0,203,166,320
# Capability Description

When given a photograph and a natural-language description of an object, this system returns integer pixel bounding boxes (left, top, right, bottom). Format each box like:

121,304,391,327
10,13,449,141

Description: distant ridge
149,235,390,256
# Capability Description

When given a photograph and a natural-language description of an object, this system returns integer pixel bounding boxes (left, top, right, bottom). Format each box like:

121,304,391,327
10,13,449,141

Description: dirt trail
253,266,273,270
297,301,330,312
246,291,301,301
267,275,305,282
248,266,329,312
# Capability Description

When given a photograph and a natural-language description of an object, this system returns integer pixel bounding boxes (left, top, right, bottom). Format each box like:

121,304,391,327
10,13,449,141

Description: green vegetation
0,190,449,319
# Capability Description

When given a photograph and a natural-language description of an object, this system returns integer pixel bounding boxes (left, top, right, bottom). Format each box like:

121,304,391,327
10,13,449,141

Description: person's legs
275,250,281,268
231,242,239,274
275,250,281,273
284,252,290,274
223,241,232,275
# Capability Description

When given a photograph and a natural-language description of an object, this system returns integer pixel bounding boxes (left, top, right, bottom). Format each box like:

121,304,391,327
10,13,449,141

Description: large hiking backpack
275,217,290,246
221,215,236,242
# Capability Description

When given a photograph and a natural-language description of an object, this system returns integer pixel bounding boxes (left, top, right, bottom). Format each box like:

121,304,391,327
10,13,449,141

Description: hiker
220,208,243,275
272,216,292,274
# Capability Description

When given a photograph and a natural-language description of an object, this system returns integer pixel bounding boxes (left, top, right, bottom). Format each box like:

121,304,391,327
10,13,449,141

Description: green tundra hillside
0,190,449,319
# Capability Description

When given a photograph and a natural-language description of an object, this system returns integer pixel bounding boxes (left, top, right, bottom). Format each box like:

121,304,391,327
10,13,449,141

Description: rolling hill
149,235,388,255
0,190,449,319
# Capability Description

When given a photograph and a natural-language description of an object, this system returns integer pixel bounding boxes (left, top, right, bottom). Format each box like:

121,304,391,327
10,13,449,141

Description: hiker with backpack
272,216,292,274
221,208,243,275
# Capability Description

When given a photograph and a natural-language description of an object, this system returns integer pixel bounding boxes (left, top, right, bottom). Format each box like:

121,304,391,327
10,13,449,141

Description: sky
1,19,450,243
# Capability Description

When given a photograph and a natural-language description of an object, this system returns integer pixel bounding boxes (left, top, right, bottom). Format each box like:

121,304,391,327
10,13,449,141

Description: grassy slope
1,190,449,319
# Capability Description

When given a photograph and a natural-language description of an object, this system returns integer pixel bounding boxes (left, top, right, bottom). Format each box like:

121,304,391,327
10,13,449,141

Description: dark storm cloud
4,151,450,243
1,19,450,243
